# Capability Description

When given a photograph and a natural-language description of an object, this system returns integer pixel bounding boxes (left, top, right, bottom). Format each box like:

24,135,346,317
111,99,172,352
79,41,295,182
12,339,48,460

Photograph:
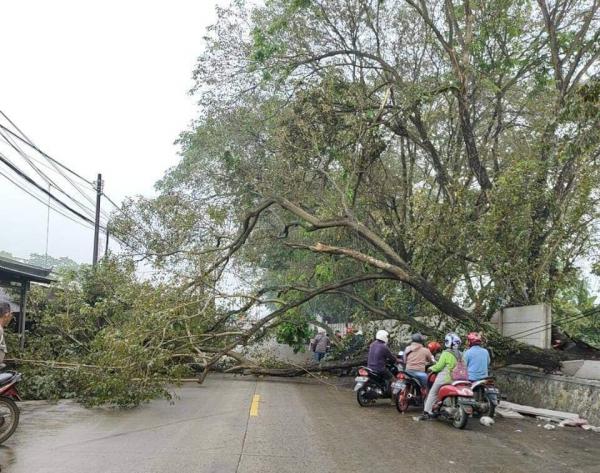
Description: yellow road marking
250,394,260,416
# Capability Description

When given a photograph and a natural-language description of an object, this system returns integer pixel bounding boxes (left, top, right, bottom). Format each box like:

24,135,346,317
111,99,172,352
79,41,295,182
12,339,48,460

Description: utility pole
92,173,103,267
104,225,110,258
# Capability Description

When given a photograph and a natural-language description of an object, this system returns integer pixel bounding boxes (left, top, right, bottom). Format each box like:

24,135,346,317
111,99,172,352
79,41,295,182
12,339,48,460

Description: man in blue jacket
464,332,490,381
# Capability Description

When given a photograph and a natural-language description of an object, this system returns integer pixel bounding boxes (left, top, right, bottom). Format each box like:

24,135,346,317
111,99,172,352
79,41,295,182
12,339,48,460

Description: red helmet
467,332,482,347
427,341,442,354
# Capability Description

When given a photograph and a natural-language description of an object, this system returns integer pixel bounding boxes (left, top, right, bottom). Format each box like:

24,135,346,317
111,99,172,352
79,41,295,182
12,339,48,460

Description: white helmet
375,330,389,344
444,332,461,349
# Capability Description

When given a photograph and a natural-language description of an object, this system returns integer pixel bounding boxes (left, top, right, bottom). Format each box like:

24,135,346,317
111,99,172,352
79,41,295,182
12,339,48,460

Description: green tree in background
111,0,600,371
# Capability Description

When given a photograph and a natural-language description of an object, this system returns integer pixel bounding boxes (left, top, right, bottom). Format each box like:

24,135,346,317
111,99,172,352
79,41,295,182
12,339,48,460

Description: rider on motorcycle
420,333,462,420
367,330,396,385
464,332,490,382
427,341,442,360
403,333,435,388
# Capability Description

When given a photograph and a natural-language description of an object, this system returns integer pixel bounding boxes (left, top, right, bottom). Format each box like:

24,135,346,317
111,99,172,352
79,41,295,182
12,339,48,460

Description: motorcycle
393,368,428,413
470,377,499,418
428,373,476,429
354,360,400,407
392,350,436,413
0,368,22,444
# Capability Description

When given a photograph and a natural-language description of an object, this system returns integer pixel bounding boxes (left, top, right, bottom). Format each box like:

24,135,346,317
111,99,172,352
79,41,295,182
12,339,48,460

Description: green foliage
553,275,600,347
113,0,600,368
9,257,207,407
275,310,313,353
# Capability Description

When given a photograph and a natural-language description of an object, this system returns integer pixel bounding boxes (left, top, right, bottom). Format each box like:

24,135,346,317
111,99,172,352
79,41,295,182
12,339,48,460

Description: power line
0,168,102,231
510,305,600,341
0,129,98,219
0,151,105,229
0,117,93,186
0,113,112,220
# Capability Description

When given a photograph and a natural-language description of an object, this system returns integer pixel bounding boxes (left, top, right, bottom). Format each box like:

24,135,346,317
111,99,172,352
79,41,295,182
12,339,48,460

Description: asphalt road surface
0,375,598,473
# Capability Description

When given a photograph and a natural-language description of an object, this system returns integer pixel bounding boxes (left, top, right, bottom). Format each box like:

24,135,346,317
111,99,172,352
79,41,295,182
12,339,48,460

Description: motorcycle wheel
452,406,468,429
0,396,19,444
473,388,496,418
356,387,371,407
395,386,410,413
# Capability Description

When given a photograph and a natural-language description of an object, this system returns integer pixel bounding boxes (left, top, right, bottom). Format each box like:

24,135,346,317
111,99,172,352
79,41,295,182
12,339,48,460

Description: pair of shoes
418,412,434,421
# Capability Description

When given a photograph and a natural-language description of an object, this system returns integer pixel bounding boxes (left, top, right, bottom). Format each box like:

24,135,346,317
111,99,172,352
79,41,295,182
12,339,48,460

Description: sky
0,0,224,265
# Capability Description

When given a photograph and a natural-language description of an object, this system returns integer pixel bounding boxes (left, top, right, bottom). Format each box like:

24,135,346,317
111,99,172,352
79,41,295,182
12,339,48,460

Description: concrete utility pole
104,225,110,258
92,173,103,267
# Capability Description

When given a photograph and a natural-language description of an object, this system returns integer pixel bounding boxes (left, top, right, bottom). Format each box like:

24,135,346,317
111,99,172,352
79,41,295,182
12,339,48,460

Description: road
0,375,598,473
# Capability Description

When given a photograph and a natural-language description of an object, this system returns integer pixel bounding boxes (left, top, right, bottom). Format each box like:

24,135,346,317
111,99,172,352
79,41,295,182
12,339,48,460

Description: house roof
0,256,53,284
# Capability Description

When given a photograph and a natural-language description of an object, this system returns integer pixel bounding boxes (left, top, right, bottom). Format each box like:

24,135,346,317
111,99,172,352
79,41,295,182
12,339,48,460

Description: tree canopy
110,0,600,374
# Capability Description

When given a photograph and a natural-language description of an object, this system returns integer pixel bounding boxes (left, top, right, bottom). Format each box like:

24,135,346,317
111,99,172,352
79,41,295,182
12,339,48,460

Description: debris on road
499,400,599,432
496,407,524,419
500,401,580,421
480,416,495,426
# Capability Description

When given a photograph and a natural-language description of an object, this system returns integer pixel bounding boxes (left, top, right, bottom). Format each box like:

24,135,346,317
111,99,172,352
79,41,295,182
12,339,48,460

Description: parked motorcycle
393,369,428,413
0,369,22,444
354,361,400,407
470,377,499,418
428,373,476,429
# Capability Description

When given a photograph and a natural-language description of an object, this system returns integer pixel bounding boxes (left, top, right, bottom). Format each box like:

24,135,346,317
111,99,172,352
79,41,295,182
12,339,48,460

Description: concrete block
573,361,600,381
561,360,585,376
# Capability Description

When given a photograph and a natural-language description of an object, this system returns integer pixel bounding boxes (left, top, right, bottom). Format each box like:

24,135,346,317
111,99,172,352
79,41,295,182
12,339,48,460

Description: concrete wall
491,304,551,348
496,367,600,425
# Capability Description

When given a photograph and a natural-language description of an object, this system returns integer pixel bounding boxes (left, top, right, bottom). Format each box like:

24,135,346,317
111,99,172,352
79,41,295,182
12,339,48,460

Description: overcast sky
0,0,223,265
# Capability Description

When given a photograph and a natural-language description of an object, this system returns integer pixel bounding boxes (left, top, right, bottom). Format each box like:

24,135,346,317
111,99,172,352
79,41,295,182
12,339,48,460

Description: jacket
429,349,459,383
404,342,434,371
312,333,329,353
464,345,490,380
367,340,396,373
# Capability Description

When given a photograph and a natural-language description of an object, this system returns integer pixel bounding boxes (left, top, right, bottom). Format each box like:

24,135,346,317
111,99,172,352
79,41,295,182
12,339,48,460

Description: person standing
0,302,13,365
311,329,329,362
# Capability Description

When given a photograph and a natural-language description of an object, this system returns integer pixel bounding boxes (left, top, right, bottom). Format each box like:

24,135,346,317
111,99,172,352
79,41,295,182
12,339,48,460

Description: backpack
451,351,468,381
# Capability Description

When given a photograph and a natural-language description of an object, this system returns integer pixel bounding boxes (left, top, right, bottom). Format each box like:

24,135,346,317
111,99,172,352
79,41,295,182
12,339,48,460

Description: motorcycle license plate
354,376,368,383
391,381,405,393
486,388,499,394
353,383,364,392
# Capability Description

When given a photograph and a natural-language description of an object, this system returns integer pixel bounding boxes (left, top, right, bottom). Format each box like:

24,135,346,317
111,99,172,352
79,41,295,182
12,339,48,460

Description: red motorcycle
393,369,428,413
0,369,22,444
429,373,475,429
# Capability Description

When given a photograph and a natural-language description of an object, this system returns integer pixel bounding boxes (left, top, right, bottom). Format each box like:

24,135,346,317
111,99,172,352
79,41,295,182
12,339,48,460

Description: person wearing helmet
427,341,442,359
403,333,435,388
420,332,462,420
464,332,490,381
367,330,397,385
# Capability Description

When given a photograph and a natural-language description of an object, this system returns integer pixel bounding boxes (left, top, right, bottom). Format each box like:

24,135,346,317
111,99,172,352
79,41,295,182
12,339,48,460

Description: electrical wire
0,168,105,231
0,151,104,228
0,113,112,220
510,306,600,341
0,116,93,186
0,129,98,219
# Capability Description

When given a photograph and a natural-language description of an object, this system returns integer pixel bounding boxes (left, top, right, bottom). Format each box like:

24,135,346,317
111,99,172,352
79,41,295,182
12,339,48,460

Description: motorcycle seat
451,380,471,386
0,373,13,385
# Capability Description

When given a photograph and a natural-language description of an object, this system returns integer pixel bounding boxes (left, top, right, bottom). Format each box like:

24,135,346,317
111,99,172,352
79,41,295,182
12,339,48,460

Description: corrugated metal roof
0,255,53,284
